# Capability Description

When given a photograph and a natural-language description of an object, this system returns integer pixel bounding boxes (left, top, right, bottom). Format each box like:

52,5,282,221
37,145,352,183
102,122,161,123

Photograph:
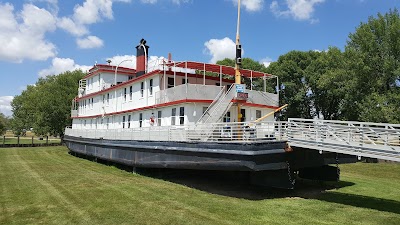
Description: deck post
203,63,206,85
250,71,253,90
174,62,176,87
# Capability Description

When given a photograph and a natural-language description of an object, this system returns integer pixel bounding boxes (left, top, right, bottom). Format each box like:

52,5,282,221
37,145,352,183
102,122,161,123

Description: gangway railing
287,118,400,162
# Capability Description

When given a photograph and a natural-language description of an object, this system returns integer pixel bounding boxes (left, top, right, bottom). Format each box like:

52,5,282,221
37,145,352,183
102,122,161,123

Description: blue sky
0,0,399,116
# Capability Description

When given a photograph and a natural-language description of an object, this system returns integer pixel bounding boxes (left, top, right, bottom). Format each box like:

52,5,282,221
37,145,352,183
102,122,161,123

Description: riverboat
63,38,358,189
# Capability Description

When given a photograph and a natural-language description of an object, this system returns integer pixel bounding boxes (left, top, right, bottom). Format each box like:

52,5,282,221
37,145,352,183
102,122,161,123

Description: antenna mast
235,0,242,124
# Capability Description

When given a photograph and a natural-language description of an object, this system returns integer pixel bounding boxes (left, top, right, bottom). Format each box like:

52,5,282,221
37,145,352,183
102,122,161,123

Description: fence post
32,136,34,145
18,136,20,146
2,136,4,146
46,136,48,145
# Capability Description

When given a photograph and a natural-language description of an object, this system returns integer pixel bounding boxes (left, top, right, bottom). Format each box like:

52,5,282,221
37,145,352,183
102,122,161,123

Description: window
124,88,127,102
168,77,174,88
122,116,126,128
98,75,101,87
103,95,105,104
106,118,109,129
129,86,133,100
140,82,144,97
179,107,185,125
107,93,110,105
216,83,220,86
157,111,162,126
128,115,131,128
182,78,188,84
223,111,231,122
256,110,262,120
91,98,94,109
171,108,176,125
128,76,133,80
139,113,143,127
149,79,153,95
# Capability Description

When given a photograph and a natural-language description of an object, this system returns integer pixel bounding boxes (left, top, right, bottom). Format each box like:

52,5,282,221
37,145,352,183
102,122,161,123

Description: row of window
81,107,185,129
123,79,154,102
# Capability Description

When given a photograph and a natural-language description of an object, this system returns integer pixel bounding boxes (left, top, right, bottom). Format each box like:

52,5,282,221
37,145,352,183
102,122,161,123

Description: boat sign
236,84,245,93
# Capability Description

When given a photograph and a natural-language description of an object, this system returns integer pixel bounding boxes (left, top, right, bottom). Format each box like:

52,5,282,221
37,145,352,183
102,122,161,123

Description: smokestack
135,38,149,77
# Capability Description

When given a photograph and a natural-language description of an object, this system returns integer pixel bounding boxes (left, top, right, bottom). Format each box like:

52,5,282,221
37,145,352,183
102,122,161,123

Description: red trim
171,61,273,78
77,69,235,101
84,64,136,79
77,70,160,100
242,102,279,109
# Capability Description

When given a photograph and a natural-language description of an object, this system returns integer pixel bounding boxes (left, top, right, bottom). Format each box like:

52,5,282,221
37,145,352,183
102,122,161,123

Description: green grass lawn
0,146,399,225
0,137,61,145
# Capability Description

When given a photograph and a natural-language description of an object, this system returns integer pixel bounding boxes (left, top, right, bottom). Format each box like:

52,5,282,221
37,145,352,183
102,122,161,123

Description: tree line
218,9,400,123
9,9,399,137
11,70,85,137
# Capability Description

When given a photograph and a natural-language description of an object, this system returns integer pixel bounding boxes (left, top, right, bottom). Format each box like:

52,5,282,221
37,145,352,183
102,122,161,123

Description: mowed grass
0,147,399,225
0,137,61,145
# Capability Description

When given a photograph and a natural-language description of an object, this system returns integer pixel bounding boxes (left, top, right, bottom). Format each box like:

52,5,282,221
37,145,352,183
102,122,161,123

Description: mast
235,0,242,123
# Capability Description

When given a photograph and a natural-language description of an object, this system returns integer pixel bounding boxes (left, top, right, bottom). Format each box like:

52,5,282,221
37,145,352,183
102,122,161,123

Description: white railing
155,84,223,104
247,90,279,107
65,121,288,143
71,110,78,117
288,118,400,162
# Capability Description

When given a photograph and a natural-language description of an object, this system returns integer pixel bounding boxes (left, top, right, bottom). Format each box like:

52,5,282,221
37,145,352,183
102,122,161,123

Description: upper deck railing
155,84,223,104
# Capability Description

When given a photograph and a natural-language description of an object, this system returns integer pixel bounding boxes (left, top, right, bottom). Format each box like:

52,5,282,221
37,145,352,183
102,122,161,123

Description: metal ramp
197,84,236,124
287,118,400,162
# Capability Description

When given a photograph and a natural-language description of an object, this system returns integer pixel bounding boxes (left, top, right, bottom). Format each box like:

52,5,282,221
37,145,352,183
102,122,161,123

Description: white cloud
141,0,190,5
141,0,158,4
0,3,57,62
204,37,238,63
77,36,104,49
57,17,89,36
0,96,14,117
38,57,92,77
171,0,191,5
270,0,325,22
260,57,273,68
231,0,264,12
106,55,137,68
57,0,131,48
73,0,114,25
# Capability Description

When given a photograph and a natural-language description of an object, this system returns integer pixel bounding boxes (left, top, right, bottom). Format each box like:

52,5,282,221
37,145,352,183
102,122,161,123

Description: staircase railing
197,84,236,124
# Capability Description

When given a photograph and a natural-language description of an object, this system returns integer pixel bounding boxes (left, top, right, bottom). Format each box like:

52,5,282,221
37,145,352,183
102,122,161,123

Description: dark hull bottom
63,135,357,189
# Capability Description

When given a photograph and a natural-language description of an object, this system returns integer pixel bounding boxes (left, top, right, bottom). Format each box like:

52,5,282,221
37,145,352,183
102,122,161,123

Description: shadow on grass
139,168,400,214
71,153,400,214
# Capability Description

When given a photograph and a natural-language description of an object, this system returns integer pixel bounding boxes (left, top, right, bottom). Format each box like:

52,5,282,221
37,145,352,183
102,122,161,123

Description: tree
0,113,9,135
266,50,320,120
216,58,275,92
344,8,400,123
305,47,351,120
11,70,85,137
